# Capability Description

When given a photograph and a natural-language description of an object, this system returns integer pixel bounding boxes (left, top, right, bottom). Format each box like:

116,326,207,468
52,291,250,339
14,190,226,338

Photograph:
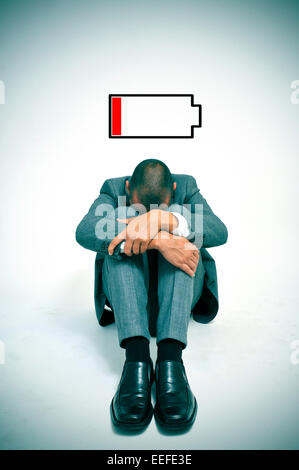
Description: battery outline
108,94,202,138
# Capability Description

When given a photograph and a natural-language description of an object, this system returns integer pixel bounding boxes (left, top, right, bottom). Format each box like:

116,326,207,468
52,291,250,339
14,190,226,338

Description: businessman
75,158,228,432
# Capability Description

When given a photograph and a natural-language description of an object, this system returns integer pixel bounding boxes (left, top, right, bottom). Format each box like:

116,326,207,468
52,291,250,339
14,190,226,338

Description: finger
181,263,195,278
187,261,197,274
187,258,197,272
139,240,149,254
132,239,142,255
192,251,200,267
108,229,126,255
124,238,134,257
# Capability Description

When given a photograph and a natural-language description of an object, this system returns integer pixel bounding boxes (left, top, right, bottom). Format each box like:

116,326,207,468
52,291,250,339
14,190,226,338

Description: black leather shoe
110,360,154,431
154,360,198,431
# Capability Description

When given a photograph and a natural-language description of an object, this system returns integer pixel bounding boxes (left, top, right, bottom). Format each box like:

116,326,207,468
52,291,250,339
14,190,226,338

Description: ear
126,179,130,193
173,181,176,191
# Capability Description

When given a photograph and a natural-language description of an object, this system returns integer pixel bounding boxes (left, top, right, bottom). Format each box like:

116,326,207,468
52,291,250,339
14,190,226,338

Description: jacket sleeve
168,176,228,249
75,179,126,259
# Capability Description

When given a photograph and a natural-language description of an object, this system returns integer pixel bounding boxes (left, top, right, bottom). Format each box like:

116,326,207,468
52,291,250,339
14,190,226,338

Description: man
75,158,228,432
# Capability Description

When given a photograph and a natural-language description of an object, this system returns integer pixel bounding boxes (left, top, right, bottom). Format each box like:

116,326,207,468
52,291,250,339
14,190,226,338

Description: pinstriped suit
75,174,228,343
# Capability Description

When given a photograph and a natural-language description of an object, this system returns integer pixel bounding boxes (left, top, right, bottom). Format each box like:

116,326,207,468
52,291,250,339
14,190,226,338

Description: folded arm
75,175,228,263
167,176,228,249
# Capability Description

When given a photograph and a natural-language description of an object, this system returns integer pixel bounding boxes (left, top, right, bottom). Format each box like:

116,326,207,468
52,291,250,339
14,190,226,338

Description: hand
108,209,162,256
149,230,199,277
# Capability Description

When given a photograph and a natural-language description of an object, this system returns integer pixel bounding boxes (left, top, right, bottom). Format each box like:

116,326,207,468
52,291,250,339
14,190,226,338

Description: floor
0,0,298,452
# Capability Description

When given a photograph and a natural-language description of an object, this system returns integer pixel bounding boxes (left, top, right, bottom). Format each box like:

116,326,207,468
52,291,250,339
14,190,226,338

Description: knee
113,206,139,219
107,206,140,238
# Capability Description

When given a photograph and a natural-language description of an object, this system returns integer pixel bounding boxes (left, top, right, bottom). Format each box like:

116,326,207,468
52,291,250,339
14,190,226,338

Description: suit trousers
102,246,205,349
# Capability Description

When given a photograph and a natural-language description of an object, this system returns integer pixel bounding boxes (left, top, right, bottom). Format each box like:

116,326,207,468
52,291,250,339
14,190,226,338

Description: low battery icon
109,94,201,138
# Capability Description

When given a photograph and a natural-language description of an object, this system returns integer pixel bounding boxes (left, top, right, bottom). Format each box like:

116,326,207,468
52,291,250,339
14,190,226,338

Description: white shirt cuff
170,211,190,238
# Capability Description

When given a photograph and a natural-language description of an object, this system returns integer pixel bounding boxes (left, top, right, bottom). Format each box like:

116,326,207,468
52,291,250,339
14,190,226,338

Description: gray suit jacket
75,174,228,326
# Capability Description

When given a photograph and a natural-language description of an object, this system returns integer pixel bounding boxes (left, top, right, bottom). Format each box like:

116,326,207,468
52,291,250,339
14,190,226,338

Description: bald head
127,159,174,211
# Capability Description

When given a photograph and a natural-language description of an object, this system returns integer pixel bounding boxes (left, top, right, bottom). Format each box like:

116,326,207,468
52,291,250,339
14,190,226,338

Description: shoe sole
110,399,154,431
154,397,198,432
